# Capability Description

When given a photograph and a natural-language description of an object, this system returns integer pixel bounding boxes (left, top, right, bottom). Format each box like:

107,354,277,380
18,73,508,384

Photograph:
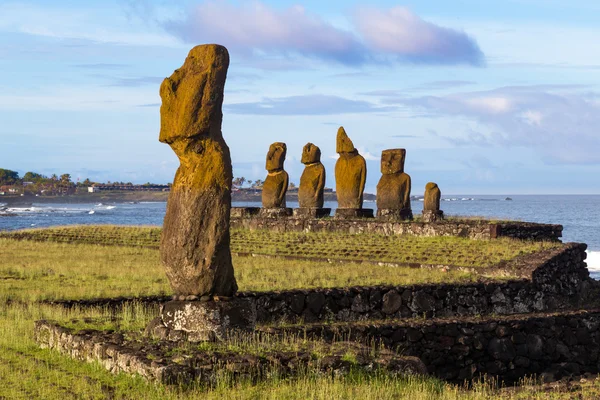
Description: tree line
233,177,296,189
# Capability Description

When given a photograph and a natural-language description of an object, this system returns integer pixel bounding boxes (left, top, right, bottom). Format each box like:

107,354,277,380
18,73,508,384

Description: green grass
0,225,559,268
0,226,588,398
0,238,479,302
2,302,599,399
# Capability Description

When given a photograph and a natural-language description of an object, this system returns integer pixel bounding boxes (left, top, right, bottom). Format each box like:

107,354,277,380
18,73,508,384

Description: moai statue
422,182,444,222
154,44,254,341
261,142,292,217
334,127,372,218
295,143,330,218
376,149,412,220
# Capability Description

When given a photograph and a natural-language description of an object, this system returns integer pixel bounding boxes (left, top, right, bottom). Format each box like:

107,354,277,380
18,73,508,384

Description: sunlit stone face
266,142,287,171
301,142,321,164
381,149,406,175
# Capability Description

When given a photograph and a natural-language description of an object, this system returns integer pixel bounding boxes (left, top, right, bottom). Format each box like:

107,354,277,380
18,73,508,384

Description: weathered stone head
301,142,321,164
266,142,287,172
381,149,406,175
159,45,229,161
336,127,356,154
159,44,236,297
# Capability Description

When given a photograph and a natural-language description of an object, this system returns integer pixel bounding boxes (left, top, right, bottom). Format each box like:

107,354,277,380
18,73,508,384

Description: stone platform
35,320,426,385
231,207,261,218
146,298,256,341
259,207,293,218
376,208,413,220
293,207,331,218
422,210,444,223
334,208,374,219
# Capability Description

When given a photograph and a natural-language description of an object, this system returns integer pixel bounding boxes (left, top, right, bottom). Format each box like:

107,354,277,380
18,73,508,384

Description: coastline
0,190,378,206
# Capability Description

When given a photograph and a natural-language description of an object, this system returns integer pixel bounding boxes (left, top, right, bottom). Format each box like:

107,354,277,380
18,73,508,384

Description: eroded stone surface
262,142,289,208
334,208,374,219
230,207,261,218
299,143,326,208
293,208,331,218
376,149,412,220
259,207,293,218
159,44,236,297
159,299,256,341
335,127,366,209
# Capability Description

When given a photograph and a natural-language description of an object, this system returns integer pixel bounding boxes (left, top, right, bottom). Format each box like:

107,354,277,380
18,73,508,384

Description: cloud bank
162,2,484,66
397,86,600,164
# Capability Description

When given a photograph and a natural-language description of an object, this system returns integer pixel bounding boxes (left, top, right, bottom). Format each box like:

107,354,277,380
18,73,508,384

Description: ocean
2,195,599,278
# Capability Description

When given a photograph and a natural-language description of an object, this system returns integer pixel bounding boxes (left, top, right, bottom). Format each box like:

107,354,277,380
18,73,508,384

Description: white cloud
161,1,484,66
399,86,600,164
356,147,380,161
164,1,365,64
354,7,483,65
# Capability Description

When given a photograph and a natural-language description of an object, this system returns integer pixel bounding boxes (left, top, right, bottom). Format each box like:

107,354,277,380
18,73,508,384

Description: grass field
0,238,479,302
0,226,591,399
0,224,559,268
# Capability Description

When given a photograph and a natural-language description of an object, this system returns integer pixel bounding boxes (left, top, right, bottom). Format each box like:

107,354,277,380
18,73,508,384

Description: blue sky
2,0,600,194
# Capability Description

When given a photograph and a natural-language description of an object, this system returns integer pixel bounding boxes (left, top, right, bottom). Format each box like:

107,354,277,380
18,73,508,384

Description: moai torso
376,149,411,210
424,182,441,211
262,142,289,208
298,143,325,208
159,44,237,297
334,127,366,209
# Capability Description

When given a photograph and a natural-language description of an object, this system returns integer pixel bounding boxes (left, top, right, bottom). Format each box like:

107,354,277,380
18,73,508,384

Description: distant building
88,186,99,193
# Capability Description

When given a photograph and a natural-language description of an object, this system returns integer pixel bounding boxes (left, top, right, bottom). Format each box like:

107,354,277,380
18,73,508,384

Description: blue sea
2,195,599,278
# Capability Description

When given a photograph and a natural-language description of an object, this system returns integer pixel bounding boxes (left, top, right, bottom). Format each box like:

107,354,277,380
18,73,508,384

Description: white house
88,186,99,193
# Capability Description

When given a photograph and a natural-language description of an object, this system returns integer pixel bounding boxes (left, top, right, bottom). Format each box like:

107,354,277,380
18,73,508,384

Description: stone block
377,208,413,221
259,208,293,218
293,208,331,218
231,207,261,218
334,208,374,219
160,298,256,341
422,210,444,223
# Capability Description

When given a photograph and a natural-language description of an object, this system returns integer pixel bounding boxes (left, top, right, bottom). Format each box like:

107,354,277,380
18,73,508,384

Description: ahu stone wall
269,308,600,384
239,243,589,324
231,214,563,242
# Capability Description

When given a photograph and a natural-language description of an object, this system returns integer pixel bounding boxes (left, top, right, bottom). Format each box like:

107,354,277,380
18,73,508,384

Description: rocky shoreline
0,190,378,206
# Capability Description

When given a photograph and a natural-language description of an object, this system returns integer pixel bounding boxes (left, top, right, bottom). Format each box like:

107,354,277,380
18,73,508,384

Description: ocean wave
586,251,600,272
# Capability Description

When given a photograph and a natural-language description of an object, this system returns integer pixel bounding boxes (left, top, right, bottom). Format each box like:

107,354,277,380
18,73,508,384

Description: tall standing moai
261,142,292,217
152,44,255,341
334,127,373,218
376,149,413,220
422,182,444,222
294,142,330,218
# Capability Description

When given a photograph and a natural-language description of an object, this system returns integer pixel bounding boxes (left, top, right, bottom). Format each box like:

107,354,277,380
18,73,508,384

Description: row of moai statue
258,126,444,221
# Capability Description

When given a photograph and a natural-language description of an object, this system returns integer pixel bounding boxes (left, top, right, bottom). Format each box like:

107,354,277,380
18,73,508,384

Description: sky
1,0,600,194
